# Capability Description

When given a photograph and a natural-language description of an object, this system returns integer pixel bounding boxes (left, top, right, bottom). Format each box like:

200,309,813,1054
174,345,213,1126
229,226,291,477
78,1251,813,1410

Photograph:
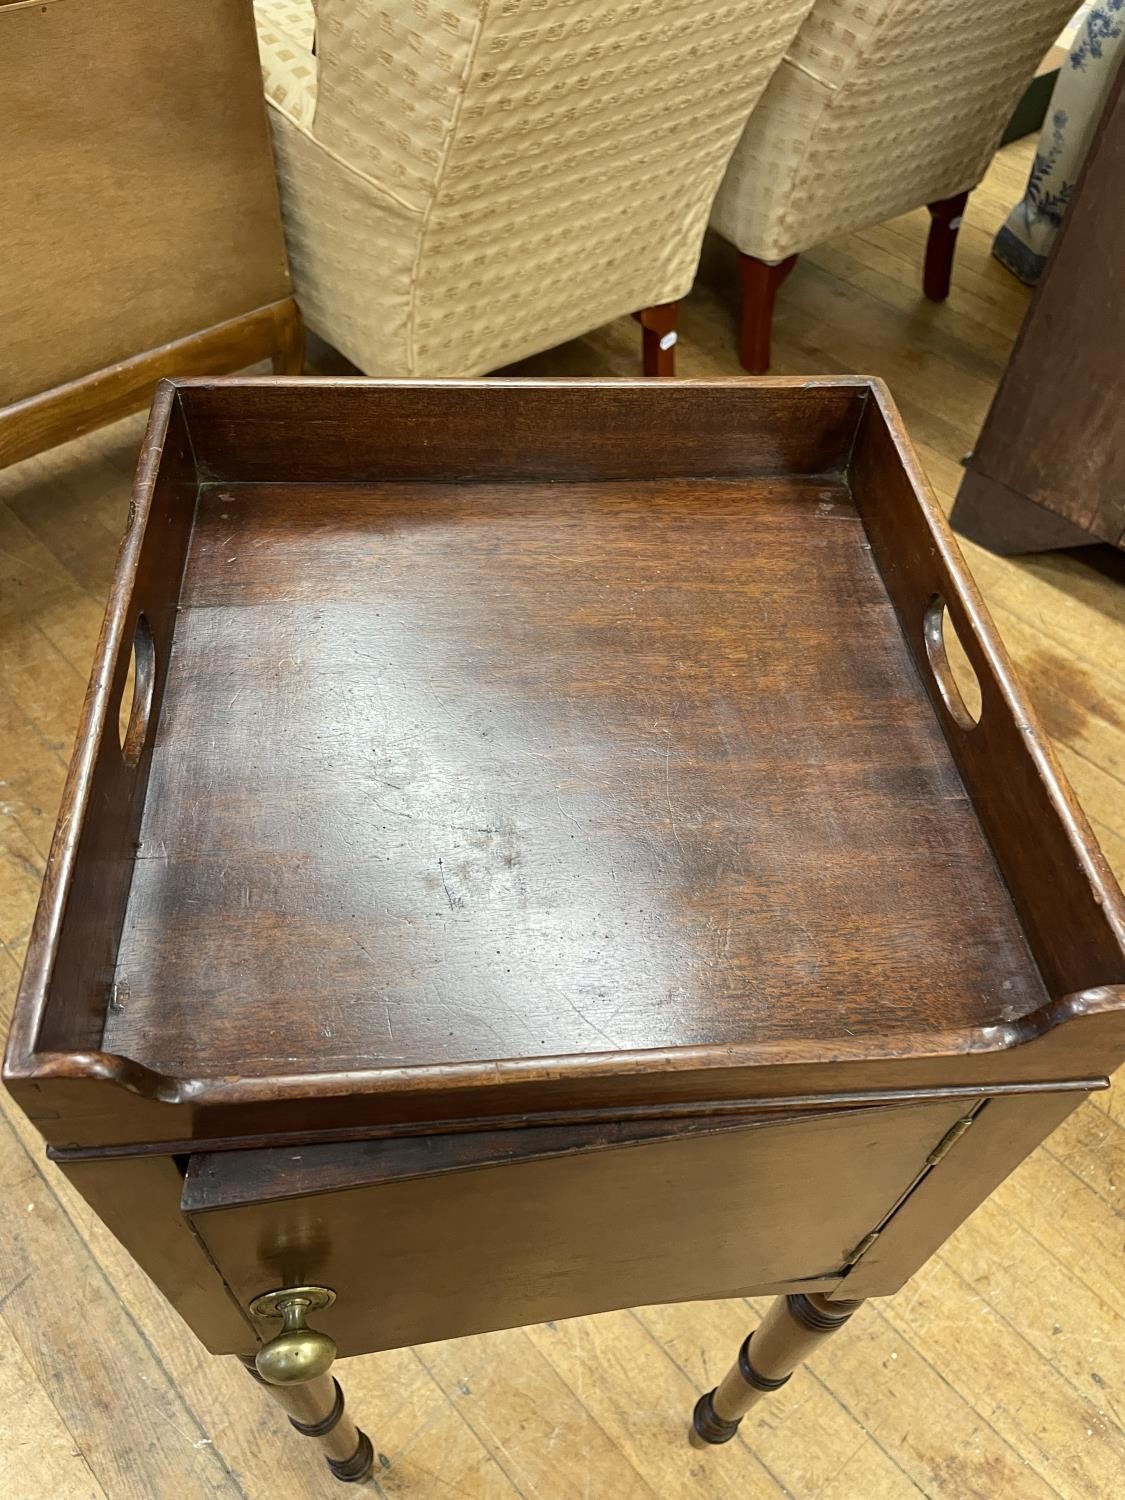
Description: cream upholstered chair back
711,0,1077,262
254,0,818,376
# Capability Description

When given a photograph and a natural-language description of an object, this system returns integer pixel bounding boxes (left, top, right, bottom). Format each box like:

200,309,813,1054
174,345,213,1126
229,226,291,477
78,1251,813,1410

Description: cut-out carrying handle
922,593,982,731
116,612,157,767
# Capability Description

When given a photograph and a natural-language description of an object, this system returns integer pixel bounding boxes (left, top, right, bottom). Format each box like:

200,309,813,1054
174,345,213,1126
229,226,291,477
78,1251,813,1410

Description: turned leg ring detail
327,1431,376,1483
786,1292,859,1333
289,1376,345,1437
739,1331,793,1391
692,1389,743,1444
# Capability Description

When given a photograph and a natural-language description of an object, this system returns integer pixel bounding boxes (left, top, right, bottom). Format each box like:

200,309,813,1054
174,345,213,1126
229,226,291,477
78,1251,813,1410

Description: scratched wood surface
2,138,1123,1498
106,470,1046,1080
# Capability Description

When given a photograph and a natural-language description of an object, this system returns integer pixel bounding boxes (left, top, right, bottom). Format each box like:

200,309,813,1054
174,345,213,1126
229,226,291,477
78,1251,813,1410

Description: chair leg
924,191,969,301
634,302,678,376
690,1293,863,1447
737,253,797,374
271,297,306,373
239,1356,375,1483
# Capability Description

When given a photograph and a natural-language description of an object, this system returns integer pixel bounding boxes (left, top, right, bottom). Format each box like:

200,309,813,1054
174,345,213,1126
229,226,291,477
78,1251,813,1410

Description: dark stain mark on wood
1022,648,1125,744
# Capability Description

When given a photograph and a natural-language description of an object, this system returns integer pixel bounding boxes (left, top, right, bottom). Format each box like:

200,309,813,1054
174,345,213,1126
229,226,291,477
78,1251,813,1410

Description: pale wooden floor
2,138,1123,1499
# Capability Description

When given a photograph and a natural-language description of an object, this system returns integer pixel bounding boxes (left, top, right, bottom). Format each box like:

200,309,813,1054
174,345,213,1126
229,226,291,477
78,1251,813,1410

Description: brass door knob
249,1285,337,1386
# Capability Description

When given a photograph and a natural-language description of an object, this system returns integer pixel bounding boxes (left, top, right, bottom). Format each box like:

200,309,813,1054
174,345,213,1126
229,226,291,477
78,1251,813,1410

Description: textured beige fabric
255,0,316,49
254,0,817,376
254,0,317,125
711,0,1078,263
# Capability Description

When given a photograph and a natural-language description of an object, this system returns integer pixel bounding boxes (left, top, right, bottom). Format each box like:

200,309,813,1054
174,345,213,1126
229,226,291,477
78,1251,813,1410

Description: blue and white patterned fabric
994,3,1125,283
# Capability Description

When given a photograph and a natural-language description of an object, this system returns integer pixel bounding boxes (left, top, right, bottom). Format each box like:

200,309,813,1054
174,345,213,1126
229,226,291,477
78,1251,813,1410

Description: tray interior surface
105,474,1047,1078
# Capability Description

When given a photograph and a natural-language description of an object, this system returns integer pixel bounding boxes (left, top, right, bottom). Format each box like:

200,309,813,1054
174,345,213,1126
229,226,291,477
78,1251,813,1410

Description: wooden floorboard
1,138,1122,1497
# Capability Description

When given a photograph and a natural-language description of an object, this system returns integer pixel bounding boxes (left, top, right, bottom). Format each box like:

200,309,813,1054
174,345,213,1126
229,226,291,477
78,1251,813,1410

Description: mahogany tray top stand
5,378,1125,1487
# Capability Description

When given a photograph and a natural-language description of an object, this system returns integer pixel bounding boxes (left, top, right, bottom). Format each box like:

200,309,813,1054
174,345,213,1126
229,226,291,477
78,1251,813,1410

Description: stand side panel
58,1152,256,1351
849,389,1125,1034
831,1089,1086,1298
6,386,199,1069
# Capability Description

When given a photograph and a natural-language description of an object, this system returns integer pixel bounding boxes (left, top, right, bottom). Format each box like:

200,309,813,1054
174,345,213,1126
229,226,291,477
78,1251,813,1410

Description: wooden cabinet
953,63,1125,554
7,379,1124,1485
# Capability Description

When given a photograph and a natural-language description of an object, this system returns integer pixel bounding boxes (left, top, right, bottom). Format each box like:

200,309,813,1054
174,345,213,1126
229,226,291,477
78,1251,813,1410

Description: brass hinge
842,1112,978,1269
925,1115,975,1167
844,1230,880,1266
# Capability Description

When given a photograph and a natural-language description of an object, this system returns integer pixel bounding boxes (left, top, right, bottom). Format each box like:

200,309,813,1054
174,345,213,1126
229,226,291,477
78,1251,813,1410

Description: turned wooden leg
924,191,969,301
737,253,797,374
633,302,678,376
271,296,306,373
690,1292,863,1447
243,1285,374,1483
240,1357,375,1482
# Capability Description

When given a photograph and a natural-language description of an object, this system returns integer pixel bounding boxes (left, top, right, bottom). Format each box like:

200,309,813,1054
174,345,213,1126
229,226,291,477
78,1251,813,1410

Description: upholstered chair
709,0,1078,372
252,0,817,377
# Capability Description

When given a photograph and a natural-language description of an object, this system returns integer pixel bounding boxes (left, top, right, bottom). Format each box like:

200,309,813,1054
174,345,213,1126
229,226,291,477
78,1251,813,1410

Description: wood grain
0,1095,243,1499
829,1089,1084,1298
178,376,868,484
182,1101,967,1357
1,136,1123,1499
0,0,291,408
0,1331,107,1500
953,63,1125,551
108,470,1045,1077
0,301,303,471
10,375,1122,1152
850,390,1125,1001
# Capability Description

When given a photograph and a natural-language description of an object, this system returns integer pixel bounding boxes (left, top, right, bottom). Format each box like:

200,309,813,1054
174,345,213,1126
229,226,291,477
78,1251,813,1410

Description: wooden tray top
7,380,1125,1149
113,474,1040,1073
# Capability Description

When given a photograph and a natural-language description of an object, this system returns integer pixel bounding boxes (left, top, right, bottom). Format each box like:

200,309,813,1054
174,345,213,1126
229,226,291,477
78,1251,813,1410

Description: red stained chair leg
737,253,797,374
924,191,970,301
634,302,678,376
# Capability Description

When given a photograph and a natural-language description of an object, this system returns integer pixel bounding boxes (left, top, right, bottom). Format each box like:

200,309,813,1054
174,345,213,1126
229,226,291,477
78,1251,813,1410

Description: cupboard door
184,1100,971,1356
